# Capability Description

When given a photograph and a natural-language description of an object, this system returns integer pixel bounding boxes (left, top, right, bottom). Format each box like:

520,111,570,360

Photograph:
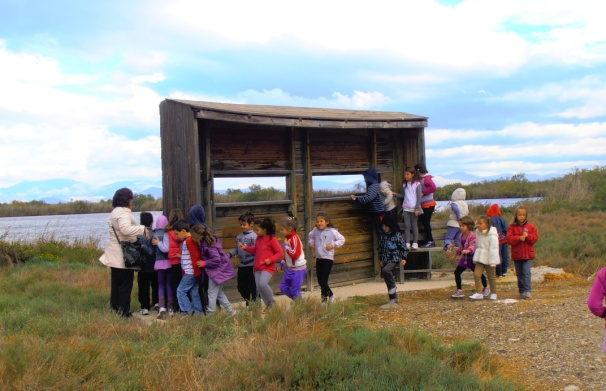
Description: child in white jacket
469,215,501,300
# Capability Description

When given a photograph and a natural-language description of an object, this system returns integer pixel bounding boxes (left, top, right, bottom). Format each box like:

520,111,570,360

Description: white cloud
0,42,162,186
231,88,389,109
427,121,606,144
149,0,606,74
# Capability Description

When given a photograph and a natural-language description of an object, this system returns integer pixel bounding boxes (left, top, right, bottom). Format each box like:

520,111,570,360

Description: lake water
435,197,541,212
0,211,163,249
0,197,540,248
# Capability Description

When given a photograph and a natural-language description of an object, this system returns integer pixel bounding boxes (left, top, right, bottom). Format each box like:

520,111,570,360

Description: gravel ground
366,270,605,391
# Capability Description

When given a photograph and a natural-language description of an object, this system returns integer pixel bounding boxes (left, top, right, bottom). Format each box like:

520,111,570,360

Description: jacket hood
379,180,392,192
189,204,209,228
451,188,466,201
487,204,502,217
381,212,400,233
363,168,379,186
156,215,168,230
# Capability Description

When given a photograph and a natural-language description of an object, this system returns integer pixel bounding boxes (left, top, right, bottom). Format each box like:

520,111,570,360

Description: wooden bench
396,221,455,281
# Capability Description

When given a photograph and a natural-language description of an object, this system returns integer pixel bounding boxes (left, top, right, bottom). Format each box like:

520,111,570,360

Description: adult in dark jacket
350,168,386,234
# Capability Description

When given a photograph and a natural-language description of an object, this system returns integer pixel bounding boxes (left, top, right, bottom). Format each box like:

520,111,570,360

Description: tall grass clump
541,166,606,212
0,261,519,390
0,236,101,266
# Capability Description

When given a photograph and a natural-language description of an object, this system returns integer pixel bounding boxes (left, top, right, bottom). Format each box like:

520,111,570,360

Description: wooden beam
196,109,427,129
302,128,314,292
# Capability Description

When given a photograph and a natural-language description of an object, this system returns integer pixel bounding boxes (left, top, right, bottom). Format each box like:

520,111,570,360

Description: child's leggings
207,279,233,313
157,268,173,310
454,265,486,290
316,258,334,300
402,211,419,244
474,264,496,293
254,270,275,307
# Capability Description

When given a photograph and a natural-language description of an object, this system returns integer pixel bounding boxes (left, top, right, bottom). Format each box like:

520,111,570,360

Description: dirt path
363,272,604,391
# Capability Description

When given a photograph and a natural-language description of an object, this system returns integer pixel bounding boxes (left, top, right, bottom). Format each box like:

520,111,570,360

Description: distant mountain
0,179,163,204
0,172,561,203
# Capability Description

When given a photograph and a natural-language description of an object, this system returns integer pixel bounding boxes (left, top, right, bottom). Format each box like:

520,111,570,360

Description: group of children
135,207,347,319
353,166,539,305
446,204,539,301
133,164,539,316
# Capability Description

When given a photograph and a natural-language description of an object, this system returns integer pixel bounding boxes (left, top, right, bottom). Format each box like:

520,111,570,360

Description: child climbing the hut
277,216,307,301
378,213,409,308
380,180,398,222
397,166,423,250
444,188,469,251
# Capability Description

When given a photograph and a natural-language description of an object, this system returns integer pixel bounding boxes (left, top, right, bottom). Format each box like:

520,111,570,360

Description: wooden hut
159,99,429,298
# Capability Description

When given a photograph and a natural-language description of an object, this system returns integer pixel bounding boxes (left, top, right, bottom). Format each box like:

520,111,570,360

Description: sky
1,0,605,191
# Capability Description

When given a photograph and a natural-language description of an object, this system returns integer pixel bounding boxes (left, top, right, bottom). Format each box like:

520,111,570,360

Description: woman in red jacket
506,205,539,300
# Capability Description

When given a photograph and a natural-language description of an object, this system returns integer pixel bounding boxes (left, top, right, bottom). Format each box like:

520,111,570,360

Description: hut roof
168,99,427,128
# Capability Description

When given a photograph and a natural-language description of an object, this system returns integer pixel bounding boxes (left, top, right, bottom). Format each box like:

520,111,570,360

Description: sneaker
379,299,399,309
451,289,465,298
406,243,412,250
521,292,532,300
157,307,167,320
411,243,418,250
153,303,160,311
423,241,436,248
329,295,336,303
469,292,484,300
140,308,149,316
168,309,175,317
228,308,237,316
443,244,450,251
489,294,497,300
482,287,491,298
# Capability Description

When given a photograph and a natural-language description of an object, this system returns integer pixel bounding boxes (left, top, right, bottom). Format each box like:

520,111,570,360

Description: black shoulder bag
111,225,145,268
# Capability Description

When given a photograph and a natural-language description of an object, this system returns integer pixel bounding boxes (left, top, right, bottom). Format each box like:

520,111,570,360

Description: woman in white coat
99,188,149,317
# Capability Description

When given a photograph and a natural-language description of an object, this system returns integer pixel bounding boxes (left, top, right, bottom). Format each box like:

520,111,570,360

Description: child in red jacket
506,206,539,300
239,217,284,310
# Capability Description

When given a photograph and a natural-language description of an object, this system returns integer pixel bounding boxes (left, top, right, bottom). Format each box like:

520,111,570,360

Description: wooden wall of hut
159,99,427,302
195,120,423,299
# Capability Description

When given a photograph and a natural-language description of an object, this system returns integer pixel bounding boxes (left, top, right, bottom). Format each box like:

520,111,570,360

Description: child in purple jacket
587,267,606,353
195,225,237,315
448,216,488,299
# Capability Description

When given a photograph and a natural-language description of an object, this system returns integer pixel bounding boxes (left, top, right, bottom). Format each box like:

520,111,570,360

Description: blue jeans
496,243,510,276
176,274,203,314
514,260,532,294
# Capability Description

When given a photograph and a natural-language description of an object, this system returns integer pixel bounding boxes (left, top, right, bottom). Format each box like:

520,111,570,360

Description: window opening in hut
214,177,287,203
312,174,365,198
